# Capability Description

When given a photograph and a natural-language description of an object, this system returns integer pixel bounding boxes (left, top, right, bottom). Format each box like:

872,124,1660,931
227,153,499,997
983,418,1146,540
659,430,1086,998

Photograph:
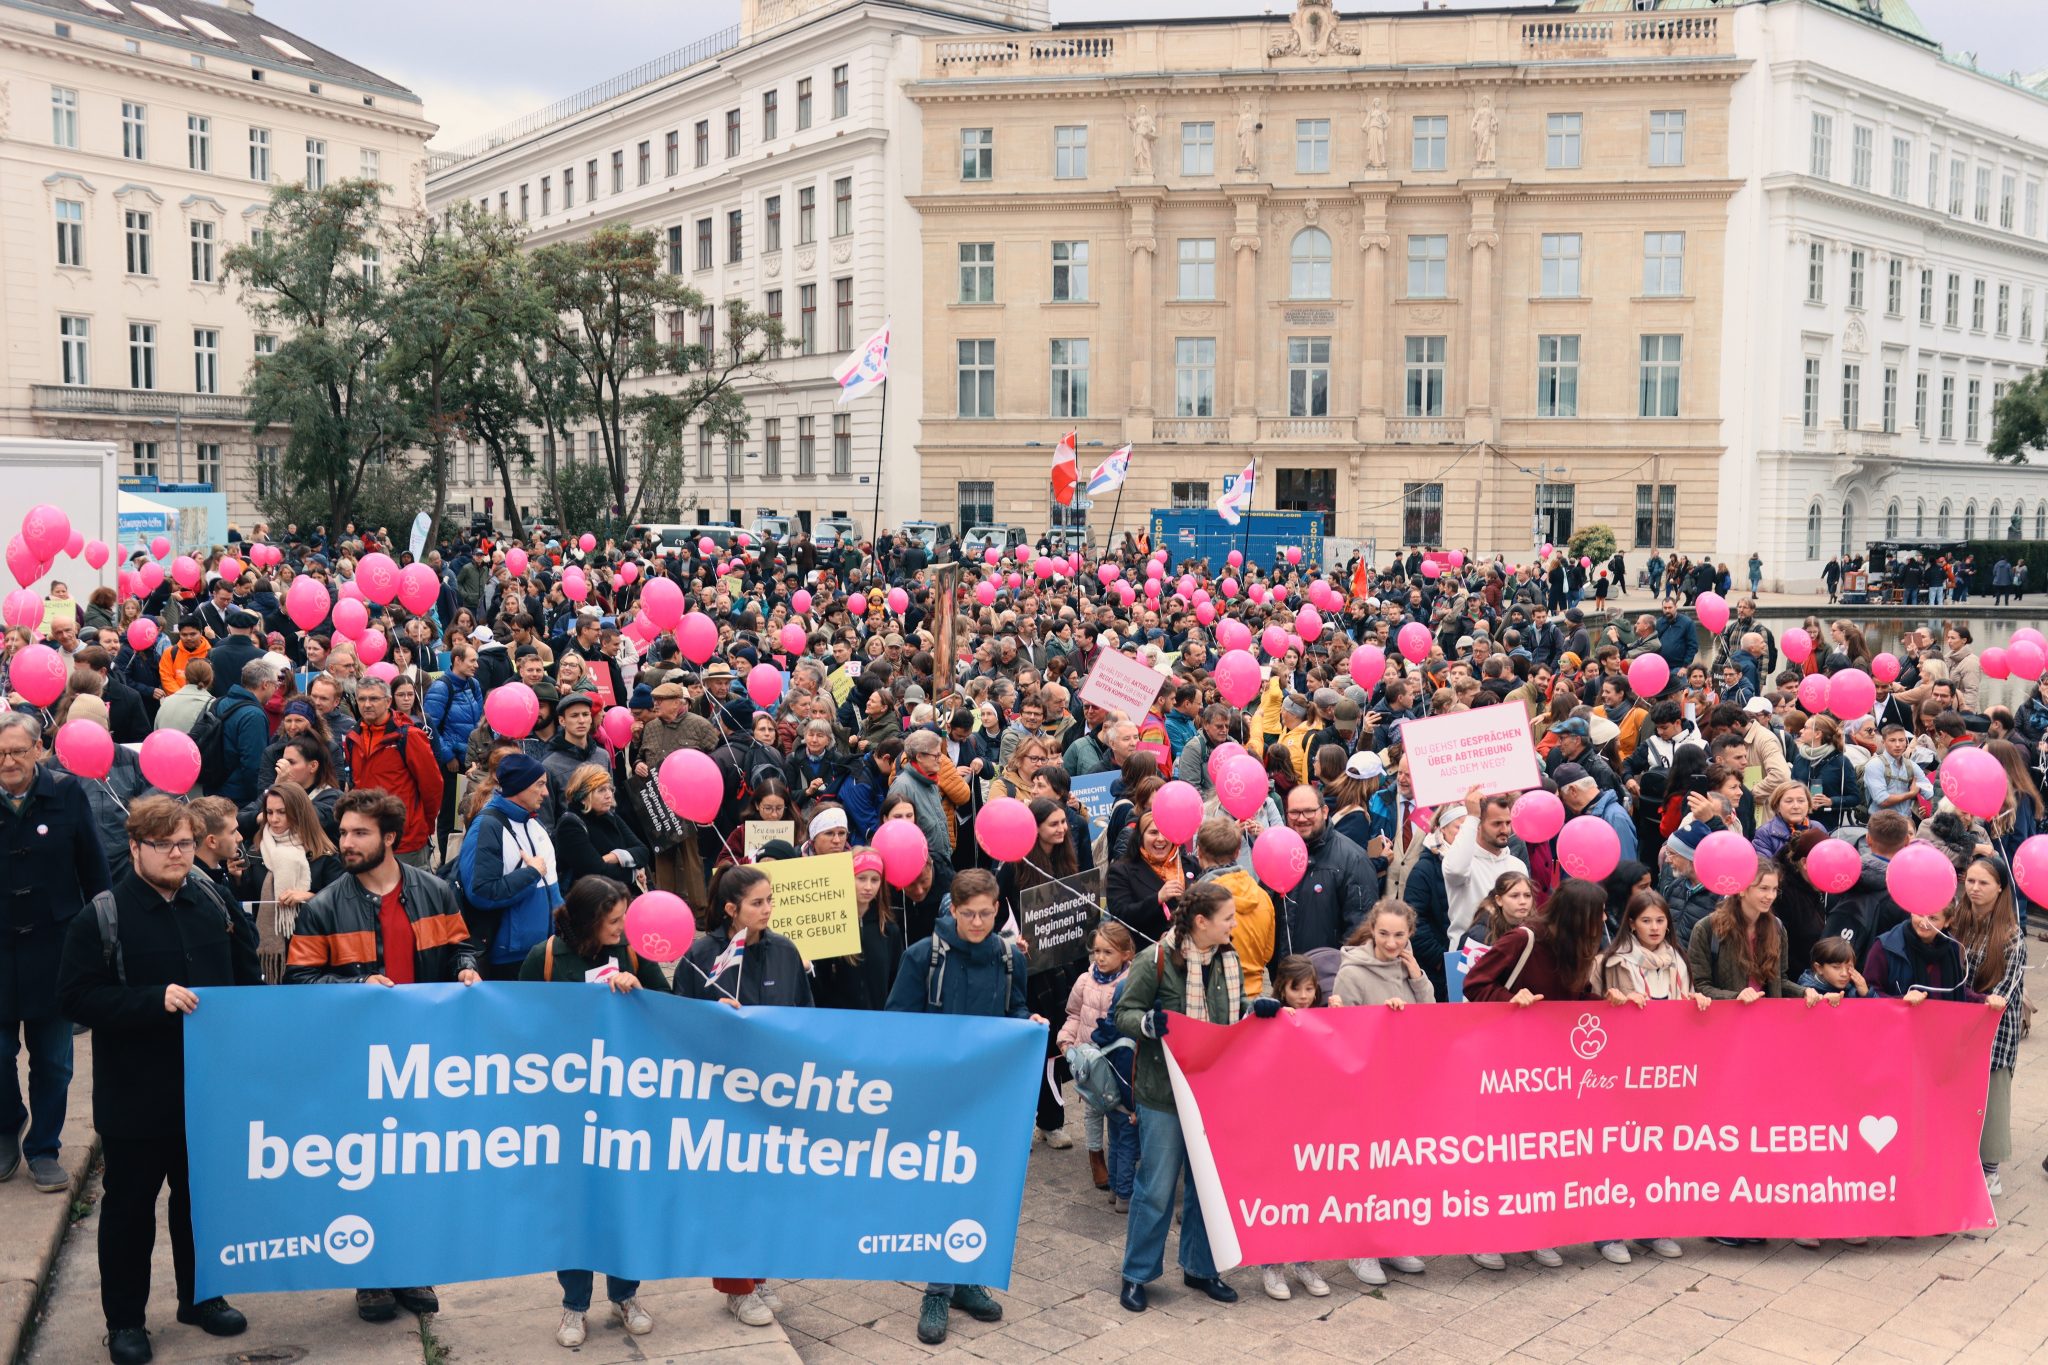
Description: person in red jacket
344,677,445,865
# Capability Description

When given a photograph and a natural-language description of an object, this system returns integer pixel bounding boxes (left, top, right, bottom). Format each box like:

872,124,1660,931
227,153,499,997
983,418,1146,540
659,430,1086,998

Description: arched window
2011,501,2025,539
1938,499,1952,537
1289,228,1333,299
1806,500,1823,559
1885,499,1899,538
1840,501,1854,556
1915,499,1926,536
2037,502,2047,539
1989,500,2001,538
1963,500,1977,540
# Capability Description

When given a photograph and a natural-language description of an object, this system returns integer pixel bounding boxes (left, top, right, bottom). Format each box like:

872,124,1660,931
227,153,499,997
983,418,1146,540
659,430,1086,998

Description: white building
0,0,434,527
1717,0,2048,590
425,0,1046,537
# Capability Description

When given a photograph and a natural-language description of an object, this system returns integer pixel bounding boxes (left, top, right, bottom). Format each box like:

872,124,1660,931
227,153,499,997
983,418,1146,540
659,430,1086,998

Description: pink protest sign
1397,705,1539,807
1164,1000,1997,1267
1078,649,1167,719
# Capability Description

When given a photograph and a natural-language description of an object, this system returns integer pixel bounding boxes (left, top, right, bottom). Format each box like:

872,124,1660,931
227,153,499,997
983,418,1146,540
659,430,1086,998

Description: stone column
1356,231,1389,443
1464,229,1499,441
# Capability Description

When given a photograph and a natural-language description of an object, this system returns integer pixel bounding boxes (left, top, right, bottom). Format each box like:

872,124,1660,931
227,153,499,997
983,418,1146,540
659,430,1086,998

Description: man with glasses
1277,782,1376,957
58,797,260,1363
344,679,444,867
0,712,110,1193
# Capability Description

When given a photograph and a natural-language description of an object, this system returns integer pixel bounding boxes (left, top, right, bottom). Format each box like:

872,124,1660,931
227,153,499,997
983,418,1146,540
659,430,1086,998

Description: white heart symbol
1858,1115,1898,1154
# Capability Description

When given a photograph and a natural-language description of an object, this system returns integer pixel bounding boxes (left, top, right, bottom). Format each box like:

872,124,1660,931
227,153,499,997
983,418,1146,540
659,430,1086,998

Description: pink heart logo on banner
1570,1013,1609,1061
1857,1115,1897,1154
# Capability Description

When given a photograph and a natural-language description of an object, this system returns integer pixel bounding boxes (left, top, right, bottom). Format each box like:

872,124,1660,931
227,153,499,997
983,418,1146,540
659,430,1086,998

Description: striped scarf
1166,930,1243,1025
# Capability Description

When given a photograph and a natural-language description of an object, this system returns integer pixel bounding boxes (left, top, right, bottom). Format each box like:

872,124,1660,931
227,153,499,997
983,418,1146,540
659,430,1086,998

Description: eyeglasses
0,747,34,762
140,839,196,855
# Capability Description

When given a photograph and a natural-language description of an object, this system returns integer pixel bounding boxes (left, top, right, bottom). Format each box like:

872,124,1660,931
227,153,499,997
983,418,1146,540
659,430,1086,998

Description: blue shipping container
1147,509,1324,572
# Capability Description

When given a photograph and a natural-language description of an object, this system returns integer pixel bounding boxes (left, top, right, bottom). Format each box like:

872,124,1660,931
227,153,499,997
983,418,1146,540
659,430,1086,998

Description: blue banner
186,985,1042,1298
1071,771,1119,837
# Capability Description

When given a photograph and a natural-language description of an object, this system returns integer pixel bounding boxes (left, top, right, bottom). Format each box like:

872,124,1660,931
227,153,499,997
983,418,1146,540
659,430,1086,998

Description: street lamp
1513,461,1569,552
146,410,186,483
722,447,757,525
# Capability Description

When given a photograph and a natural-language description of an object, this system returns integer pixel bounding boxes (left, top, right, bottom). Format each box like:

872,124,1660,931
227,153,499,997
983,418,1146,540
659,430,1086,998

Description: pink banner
1163,1001,1998,1268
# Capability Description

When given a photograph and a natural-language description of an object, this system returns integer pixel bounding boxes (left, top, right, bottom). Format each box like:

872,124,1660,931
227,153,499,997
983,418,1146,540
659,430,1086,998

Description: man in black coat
0,713,111,1192
1275,783,1378,957
77,645,152,745
58,796,260,1362
202,610,265,699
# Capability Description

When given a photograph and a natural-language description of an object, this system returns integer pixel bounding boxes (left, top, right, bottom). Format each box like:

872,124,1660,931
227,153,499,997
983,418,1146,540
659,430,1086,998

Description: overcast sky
258,0,2039,150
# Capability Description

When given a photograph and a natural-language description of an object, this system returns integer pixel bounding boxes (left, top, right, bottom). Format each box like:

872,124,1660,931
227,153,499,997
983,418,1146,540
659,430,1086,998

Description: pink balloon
1033,559,1055,580
1796,673,1830,715
83,540,110,570
1695,591,1729,635
624,890,695,962
1152,780,1205,844
2009,640,2046,682
616,562,639,587
1556,815,1621,881
398,563,439,616
886,587,909,615
977,796,1039,862
745,664,784,708
1803,837,1862,894
1349,645,1387,694
1226,550,1244,568
1871,652,1901,684
138,729,201,795
1178,575,1197,597
736,533,751,550
1249,584,1268,605
20,505,69,562
1097,563,1121,586
1446,550,1466,568
1886,841,1957,916
1017,546,1036,563
355,630,388,665
55,717,114,780
1214,754,1268,821
285,575,330,631
779,622,808,654
1005,573,1021,589
872,818,930,889
1143,579,1161,600
641,577,685,631
505,547,530,577
170,555,202,590
847,592,868,616
601,705,634,749
1215,649,1262,707
1939,744,2009,819
1207,742,1248,787
356,552,399,604
1421,561,1442,579
1782,628,1813,664
1216,619,1251,652
1251,825,1309,894
8,644,64,706
974,581,996,607
1981,648,2011,682
217,556,244,582
150,536,171,561
1505,789,1563,844
698,537,716,557
1541,542,1554,558
562,567,589,603
2014,628,2048,652
790,589,813,616
63,530,84,560
1295,606,1323,640
1284,546,1303,566
364,661,399,684
2012,834,2048,905
1195,602,1216,625
1397,621,1431,663
579,532,596,554
1579,556,1592,569
676,612,718,664
138,561,165,594
337,581,363,603
1826,669,1875,720
1626,654,1669,698
658,748,721,822
1261,626,1289,658
2,590,42,631
483,681,540,739
331,598,369,641
1693,829,1760,896
982,548,999,566
1219,577,1239,600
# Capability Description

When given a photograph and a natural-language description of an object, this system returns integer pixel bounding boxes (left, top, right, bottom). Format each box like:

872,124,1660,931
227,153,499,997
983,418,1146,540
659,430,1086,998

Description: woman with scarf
557,763,652,891
998,798,1088,1147
1790,713,1858,831
1105,810,1185,946
1949,857,2026,1196
1752,782,1818,862
237,779,343,982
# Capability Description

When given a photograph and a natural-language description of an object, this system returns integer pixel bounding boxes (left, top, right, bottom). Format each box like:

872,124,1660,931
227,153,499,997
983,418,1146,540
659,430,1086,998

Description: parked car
961,523,1028,558
813,516,859,551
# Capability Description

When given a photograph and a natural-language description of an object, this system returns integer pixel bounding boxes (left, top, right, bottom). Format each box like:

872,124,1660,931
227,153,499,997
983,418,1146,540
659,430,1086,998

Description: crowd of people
0,517,2030,1362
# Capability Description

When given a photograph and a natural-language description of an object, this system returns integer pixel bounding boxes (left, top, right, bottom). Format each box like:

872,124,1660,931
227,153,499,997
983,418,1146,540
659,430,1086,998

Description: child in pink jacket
1059,923,1135,1193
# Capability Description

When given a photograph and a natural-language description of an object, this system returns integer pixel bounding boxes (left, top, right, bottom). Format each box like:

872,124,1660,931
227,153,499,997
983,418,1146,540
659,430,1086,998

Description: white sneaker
612,1298,652,1335
755,1284,784,1313
1986,1169,2004,1197
1294,1263,1330,1297
1261,1266,1292,1300
1469,1252,1507,1271
555,1310,586,1348
1042,1127,1073,1149
1636,1238,1683,1260
1598,1241,1632,1265
727,1291,774,1327
1793,1237,1822,1249
1386,1256,1427,1275
1530,1247,1564,1268
1349,1257,1387,1286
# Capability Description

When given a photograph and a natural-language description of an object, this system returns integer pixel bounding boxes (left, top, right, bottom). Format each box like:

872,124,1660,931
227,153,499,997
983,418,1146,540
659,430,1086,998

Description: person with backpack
1059,922,1135,1197
345,678,445,867
57,796,262,1365
423,645,484,860
458,754,561,981
517,874,667,1349
192,659,276,805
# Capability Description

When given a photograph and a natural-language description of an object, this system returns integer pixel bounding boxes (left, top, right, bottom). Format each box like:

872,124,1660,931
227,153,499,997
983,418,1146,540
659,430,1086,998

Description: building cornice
1763,174,2048,266
1777,58,2048,163
908,178,1743,213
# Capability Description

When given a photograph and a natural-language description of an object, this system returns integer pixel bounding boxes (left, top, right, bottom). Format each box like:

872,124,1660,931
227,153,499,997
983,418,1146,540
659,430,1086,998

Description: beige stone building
0,0,433,525
908,0,1742,562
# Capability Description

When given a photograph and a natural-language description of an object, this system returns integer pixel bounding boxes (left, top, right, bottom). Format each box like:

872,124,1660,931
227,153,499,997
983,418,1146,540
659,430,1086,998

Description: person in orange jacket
157,620,209,696
343,677,446,864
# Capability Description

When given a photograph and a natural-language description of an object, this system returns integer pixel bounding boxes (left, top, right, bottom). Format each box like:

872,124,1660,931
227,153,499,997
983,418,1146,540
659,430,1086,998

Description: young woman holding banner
1945,857,2025,1197
997,798,1085,1148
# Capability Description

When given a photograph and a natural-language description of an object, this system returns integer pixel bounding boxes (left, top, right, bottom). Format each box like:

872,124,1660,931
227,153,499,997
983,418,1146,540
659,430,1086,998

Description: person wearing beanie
811,847,906,1012
1655,820,1724,946
456,753,561,980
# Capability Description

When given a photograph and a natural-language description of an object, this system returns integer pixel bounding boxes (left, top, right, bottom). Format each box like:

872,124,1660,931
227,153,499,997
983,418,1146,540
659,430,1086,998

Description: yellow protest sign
765,852,861,962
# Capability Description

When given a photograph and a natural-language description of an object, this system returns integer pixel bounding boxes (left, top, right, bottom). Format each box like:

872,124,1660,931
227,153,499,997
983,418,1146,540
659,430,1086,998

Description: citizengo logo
943,1219,987,1264
325,1214,375,1265
854,1218,987,1264
216,1214,375,1268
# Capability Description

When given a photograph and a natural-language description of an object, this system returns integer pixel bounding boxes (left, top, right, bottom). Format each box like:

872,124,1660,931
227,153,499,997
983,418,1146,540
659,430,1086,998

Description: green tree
1567,523,1617,566
547,461,614,533
226,180,412,536
1989,368,2048,465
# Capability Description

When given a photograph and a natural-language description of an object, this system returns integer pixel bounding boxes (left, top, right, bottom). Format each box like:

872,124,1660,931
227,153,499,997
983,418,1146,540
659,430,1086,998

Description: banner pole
866,377,888,574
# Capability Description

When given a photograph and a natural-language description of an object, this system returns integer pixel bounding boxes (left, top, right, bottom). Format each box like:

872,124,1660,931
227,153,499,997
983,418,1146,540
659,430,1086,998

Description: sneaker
355,1289,398,1323
1041,1127,1073,1149
1530,1247,1564,1268
174,1298,246,1336
1261,1266,1292,1300
916,1291,950,1345
1635,1238,1683,1260
1844,1237,1869,1246
950,1285,1003,1323
1112,1194,1129,1213
611,1298,652,1335
755,1284,783,1313
555,1310,586,1348
1709,1237,1747,1248
107,1327,151,1365
1598,1241,1632,1265
391,1287,439,1316
1386,1256,1427,1275
1986,1169,2004,1198
1793,1238,1822,1249
1294,1263,1330,1297
1349,1257,1387,1286
28,1155,67,1193
1469,1253,1506,1271
726,1291,773,1327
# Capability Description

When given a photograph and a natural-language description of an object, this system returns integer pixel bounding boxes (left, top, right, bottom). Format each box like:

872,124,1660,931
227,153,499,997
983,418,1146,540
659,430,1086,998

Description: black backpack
190,695,255,793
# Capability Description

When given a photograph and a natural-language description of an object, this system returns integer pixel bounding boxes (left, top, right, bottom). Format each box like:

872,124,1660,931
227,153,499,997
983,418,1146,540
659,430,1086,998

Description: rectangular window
832,64,849,118
1972,277,1986,330
1539,233,1581,297
1634,484,1676,548
1536,334,1579,418
1402,483,1443,546
1546,113,1581,169
695,218,712,270
764,196,780,252
128,322,156,389
762,89,778,141
541,177,552,215
956,338,996,417
1802,356,1821,430
122,101,146,160
1407,235,1448,298
189,220,215,282
192,328,218,394
1639,334,1682,417
124,210,152,275
54,200,83,267
1939,374,1955,438
1174,338,1216,417
248,127,270,181
1287,336,1329,417
2001,173,2016,229
59,316,89,386
1850,124,1873,190
1841,361,1861,430
132,442,158,479
1649,109,1685,167
1055,125,1087,179
961,128,992,181
610,150,624,193
563,165,574,208
1998,283,2011,334
1177,238,1216,299
1886,257,1903,316
360,247,379,288
518,186,529,221
1051,240,1088,302
2024,289,2035,341
762,418,781,477
1295,118,1330,173
797,186,815,244
1890,135,1911,199
727,209,743,263
1808,112,1832,179
1403,335,1445,417
695,121,709,167
1050,338,1090,417
833,176,852,236
1915,371,1929,435
1882,366,1898,433
190,441,218,489
1975,166,1991,222
586,160,597,200
51,87,78,149
1806,241,1826,303
725,109,740,158
958,479,995,528
1642,232,1684,295
1411,115,1446,171
1950,157,1966,215
1181,122,1214,176
832,413,851,475
1966,378,1981,441
958,242,993,303
696,428,711,479
665,225,682,274
2029,182,2042,236
1169,481,1209,510
1927,149,1940,208
797,416,816,475
1848,249,1865,309
833,276,852,350
665,131,679,176
256,446,281,500
1946,272,1960,326
187,114,210,171
797,78,813,129
763,290,781,348
1536,484,1576,545
1921,268,1934,323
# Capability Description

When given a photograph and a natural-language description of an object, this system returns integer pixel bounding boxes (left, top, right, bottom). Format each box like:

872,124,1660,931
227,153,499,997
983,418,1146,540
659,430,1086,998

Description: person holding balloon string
993,796,1089,1147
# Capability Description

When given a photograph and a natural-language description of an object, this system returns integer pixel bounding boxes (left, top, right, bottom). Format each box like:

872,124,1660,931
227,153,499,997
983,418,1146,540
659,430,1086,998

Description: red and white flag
1050,430,1078,506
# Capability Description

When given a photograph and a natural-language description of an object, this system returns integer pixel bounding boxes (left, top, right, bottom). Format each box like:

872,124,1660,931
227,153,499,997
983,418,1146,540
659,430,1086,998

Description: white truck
0,437,122,594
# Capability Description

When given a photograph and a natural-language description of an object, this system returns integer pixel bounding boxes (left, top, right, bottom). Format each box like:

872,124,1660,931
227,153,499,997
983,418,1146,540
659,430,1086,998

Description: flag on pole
1050,430,1078,506
833,320,890,404
1085,444,1132,498
708,929,748,980
1215,460,1256,524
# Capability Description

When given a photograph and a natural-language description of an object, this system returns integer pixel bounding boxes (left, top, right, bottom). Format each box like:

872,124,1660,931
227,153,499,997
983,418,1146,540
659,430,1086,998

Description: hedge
1961,541,2048,591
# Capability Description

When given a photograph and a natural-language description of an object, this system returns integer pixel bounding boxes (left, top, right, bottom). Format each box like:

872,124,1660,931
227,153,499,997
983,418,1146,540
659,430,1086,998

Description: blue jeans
1,1017,73,1160
1121,1105,1216,1285
1104,1105,1140,1200
557,1270,639,1312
